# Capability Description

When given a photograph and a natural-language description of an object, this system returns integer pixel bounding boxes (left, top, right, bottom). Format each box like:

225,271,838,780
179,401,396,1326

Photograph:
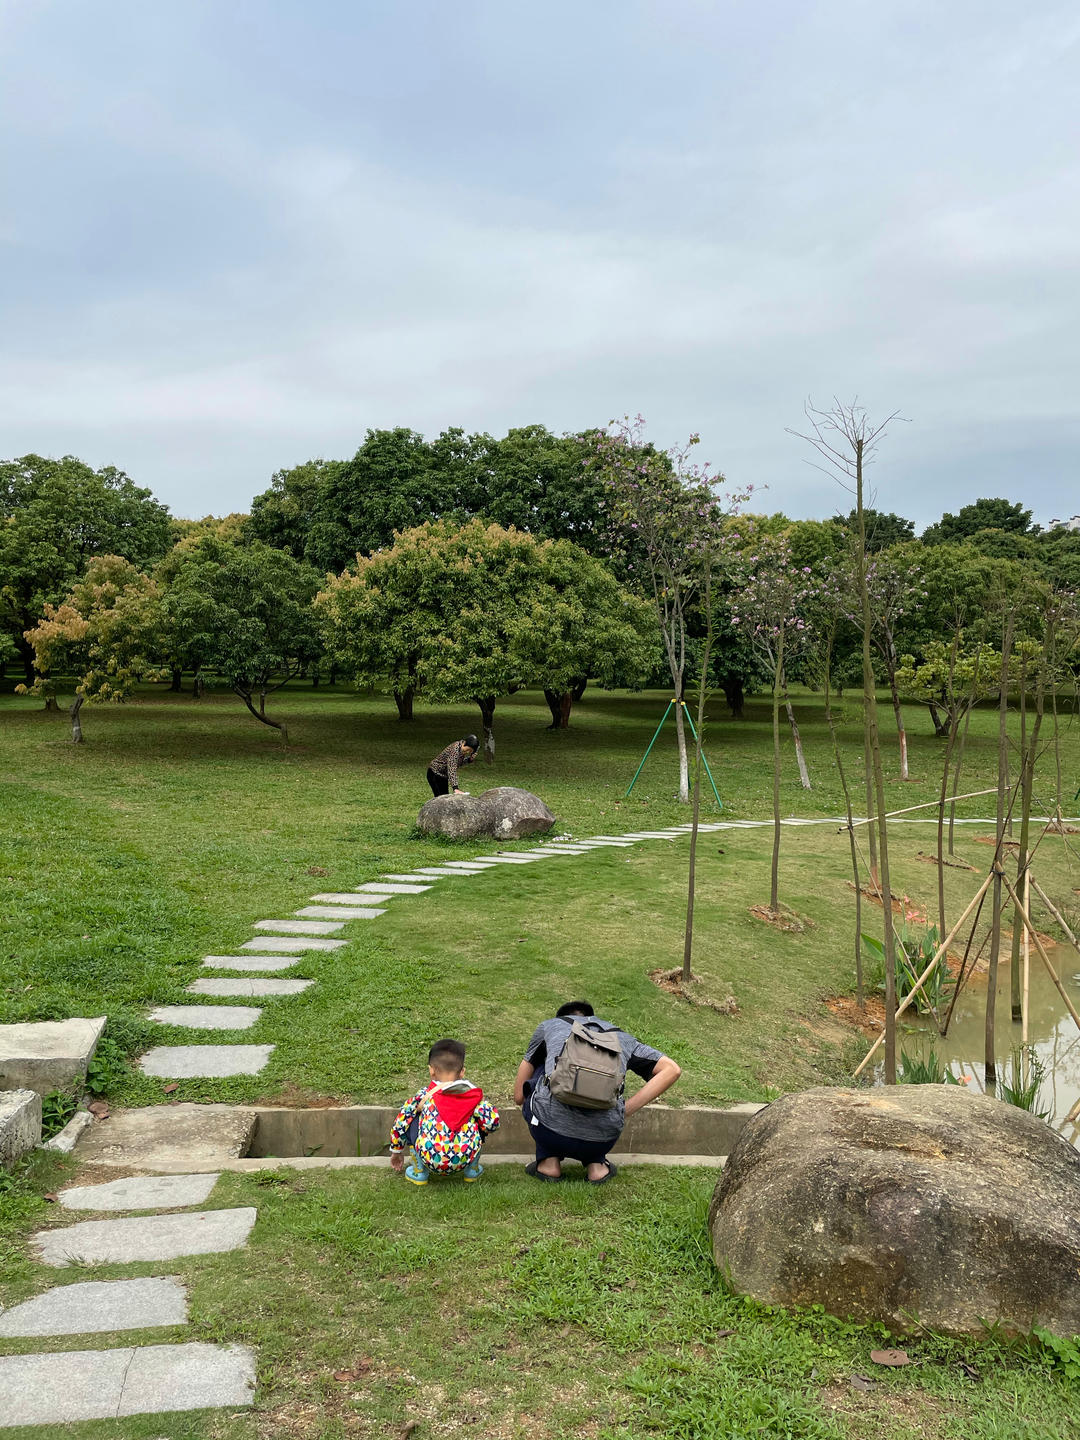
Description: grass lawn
1,681,1078,1110
2,1151,1078,1440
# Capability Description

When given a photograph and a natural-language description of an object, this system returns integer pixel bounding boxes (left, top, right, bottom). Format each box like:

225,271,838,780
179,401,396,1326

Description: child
389,1037,499,1185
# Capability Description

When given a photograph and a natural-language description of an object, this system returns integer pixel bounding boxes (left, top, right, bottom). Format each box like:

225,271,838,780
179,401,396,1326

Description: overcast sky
2,1,1077,527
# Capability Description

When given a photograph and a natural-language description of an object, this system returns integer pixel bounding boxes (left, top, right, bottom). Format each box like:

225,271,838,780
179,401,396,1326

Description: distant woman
426,734,479,798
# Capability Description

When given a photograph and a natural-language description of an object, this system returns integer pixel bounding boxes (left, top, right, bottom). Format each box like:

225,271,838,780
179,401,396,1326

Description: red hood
429,1083,484,1132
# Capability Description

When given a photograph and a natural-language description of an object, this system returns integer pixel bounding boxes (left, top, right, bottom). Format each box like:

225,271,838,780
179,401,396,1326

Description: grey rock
0,1088,41,1166
59,1172,219,1211
0,1276,187,1337
254,918,343,935
242,935,344,951
295,904,386,918
417,786,556,840
149,1004,262,1030
34,1206,257,1266
416,791,488,839
0,1341,255,1425
74,1103,256,1169
42,1107,93,1153
0,1016,106,1095
709,1084,1080,1337
203,954,300,971
187,978,312,998
139,1044,274,1078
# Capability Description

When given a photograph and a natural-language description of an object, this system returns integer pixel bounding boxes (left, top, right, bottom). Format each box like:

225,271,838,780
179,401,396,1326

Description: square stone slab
33,1207,258,1266
75,1104,256,1169
139,1044,274,1078
438,860,497,869
254,918,343,935
0,1276,188,1337
203,954,300,972
295,905,386,919
408,868,472,877
0,1088,41,1166
242,935,344,951
187,977,313,998
354,882,431,894
0,1341,255,1425
150,1005,262,1031
309,891,396,904
471,854,540,864
59,1172,220,1211
0,1016,107,1095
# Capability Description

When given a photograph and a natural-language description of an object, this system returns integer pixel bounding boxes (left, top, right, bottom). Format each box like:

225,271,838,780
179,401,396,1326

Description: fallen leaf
332,1370,354,1383
43,1192,58,1203
87,1101,109,1118
714,1328,736,1339
958,1360,980,1380
849,1374,878,1392
163,1083,179,1094
870,1348,910,1367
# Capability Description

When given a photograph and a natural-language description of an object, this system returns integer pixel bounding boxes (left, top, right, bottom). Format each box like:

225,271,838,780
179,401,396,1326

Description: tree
317,520,655,756
859,545,927,781
591,417,743,801
158,537,321,742
923,497,1035,545
17,555,164,742
831,508,914,552
0,454,172,687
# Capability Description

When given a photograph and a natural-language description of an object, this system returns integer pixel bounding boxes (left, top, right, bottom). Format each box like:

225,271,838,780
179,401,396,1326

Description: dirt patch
845,882,926,923
749,904,812,933
974,835,1021,848
914,851,978,872
649,968,739,1014
826,995,886,1037
819,1377,953,1437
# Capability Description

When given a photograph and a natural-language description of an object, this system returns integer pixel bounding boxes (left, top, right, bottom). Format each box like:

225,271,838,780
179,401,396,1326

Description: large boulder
417,787,555,841
708,1084,1080,1337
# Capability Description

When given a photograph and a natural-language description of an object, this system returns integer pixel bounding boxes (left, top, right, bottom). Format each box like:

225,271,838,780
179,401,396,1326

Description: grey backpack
548,1021,625,1110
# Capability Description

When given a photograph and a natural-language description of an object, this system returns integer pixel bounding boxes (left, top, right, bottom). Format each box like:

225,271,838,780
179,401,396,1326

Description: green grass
1,1155,1076,1439
1,682,1078,1109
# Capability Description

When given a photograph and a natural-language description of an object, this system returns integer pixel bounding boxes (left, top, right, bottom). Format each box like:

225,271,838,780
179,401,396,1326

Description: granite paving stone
33,1207,258,1266
59,1173,219,1211
309,891,396,904
254,918,343,935
149,1005,262,1030
354,882,431,894
187,977,313,998
0,1016,107,1095
242,935,344,951
438,861,497,870
295,904,386,919
471,854,541,863
139,1044,274,1078
0,1277,188,1337
203,955,300,971
0,1341,255,1426
408,868,474,877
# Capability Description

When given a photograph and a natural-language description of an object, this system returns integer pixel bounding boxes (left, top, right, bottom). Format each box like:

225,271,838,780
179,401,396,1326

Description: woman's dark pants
427,768,450,797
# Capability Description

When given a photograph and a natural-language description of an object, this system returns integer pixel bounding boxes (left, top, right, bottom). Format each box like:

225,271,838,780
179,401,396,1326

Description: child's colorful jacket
390,1078,499,1172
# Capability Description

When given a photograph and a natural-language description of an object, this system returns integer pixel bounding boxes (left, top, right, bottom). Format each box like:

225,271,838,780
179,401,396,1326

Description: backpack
547,1021,626,1110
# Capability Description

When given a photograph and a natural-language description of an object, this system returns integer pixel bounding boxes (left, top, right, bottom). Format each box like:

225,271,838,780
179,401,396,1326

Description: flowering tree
591,416,746,801
731,534,817,913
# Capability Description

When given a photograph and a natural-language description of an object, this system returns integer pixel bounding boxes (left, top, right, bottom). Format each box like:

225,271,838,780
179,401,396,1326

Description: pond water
902,949,1080,1144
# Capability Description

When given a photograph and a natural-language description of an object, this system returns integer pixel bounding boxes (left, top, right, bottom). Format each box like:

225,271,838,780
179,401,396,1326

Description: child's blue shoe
462,1160,483,1183
405,1163,429,1186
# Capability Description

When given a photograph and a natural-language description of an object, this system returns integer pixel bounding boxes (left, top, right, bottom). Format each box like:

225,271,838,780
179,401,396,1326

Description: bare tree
789,399,903,1082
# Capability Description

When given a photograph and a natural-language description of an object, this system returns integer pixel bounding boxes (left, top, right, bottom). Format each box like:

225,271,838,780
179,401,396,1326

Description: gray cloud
1,0,1077,526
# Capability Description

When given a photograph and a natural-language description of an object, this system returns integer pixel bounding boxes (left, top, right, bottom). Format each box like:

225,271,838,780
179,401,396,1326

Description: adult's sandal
587,1161,617,1185
525,1160,562,1182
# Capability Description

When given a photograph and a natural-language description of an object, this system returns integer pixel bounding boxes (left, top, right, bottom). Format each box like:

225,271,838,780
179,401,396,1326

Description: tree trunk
770,632,783,913
571,677,588,702
1010,651,1045,1024
70,695,84,744
672,693,690,802
781,678,811,789
44,693,59,712
170,668,183,693
684,564,714,981
985,621,1015,1088
393,685,415,721
193,668,205,699
927,701,949,738
543,689,572,729
16,635,35,687
237,688,288,744
721,675,745,718
888,669,910,781
825,644,863,1005
476,697,496,763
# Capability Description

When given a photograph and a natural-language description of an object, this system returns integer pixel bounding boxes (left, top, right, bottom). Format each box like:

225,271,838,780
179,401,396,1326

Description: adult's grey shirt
523,1017,664,1145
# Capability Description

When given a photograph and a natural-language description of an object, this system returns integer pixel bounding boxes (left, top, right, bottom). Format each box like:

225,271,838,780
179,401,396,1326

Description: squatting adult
514,1001,681,1184
426,734,478,798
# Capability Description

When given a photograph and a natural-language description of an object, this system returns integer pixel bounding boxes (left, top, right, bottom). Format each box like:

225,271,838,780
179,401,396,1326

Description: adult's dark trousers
427,768,450,798
521,1089,615,1166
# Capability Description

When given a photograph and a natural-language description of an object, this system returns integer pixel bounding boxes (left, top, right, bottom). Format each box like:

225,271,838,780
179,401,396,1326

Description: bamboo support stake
1030,876,1080,957
853,871,994,1078
847,788,997,828
1021,871,1030,1056
1003,875,1080,1037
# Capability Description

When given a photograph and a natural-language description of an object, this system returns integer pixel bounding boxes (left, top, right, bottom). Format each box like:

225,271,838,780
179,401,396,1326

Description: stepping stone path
1,1174,259,1427
149,1004,262,1030
309,891,396,904
139,1044,275,1078
187,977,313,997
295,904,386,919
203,954,301,971
242,935,344,951
254,918,343,935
